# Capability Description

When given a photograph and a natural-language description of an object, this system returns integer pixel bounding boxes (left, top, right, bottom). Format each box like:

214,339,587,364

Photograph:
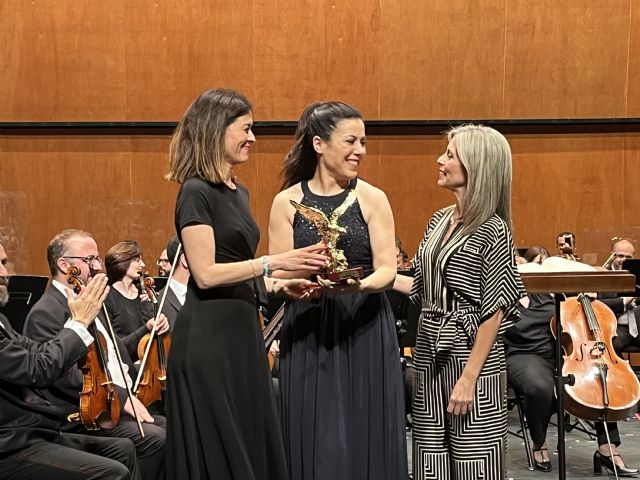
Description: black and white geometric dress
409,206,524,480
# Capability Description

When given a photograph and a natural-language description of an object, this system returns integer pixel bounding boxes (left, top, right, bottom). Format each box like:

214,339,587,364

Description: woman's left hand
282,279,322,300
447,374,476,415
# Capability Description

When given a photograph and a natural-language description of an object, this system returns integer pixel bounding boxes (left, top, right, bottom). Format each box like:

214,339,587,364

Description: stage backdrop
1,0,639,274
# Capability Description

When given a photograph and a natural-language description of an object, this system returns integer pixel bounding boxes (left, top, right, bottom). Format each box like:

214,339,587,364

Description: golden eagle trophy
290,189,364,283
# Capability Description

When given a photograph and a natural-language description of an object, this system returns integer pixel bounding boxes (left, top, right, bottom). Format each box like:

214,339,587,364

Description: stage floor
406,407,640,479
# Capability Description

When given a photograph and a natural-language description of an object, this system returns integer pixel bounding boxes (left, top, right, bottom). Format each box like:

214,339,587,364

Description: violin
66,266,121,430
134,273,171,407
553,293,640,421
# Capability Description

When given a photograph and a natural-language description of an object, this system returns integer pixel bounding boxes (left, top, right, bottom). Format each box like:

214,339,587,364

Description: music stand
521,270,635,480
621,259,640,296
0,275,49,333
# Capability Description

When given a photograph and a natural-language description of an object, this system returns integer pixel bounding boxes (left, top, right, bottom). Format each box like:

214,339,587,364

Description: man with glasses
0,229,141,479
23,229,166,480
156,250,170,277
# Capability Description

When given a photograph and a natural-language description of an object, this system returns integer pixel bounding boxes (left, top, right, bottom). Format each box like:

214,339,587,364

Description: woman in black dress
165,88,328,480
268,101,408,480
104,240,170,362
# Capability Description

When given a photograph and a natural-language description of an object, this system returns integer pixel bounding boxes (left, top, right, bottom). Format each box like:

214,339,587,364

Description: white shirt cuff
64,319,94,347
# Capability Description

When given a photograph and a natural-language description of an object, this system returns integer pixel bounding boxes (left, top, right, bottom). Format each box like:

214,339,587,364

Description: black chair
506,385,535,471
620,345,640,419
0,275,49,333
548,412,596,440
620,345,640,371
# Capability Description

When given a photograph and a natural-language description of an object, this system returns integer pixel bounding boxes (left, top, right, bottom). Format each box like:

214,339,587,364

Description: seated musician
599,238,639,355
556,231,579,260
156,249,170,277
103,240,170,360
22,229,166,480
395,237,410,269
0,234,139,479
506,247,638,476
158,235,190,330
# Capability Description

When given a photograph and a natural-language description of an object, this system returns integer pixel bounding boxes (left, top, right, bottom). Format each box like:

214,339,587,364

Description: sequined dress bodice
293,178,373,275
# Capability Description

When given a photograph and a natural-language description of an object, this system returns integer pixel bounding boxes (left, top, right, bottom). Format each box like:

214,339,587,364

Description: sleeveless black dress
279,179,408,480
166,177,288,480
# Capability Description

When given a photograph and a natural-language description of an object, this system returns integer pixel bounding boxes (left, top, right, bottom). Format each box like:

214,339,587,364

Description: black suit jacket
599,292,626,316
0,312,88,454
23,286,136,420
159,285,182,331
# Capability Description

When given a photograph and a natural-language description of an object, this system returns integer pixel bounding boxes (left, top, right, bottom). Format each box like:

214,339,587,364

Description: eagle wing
290,200,329,232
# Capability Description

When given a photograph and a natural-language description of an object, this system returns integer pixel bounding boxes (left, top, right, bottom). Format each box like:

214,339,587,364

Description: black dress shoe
593,451,639,477
533,448,552,472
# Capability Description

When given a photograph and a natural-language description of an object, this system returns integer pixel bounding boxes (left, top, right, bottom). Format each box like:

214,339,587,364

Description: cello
134,273,171,407
66,266,121,430
555,293,640,422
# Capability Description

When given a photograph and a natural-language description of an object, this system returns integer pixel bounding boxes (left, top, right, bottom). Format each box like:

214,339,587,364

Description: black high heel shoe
593,451,639,477
533,448,552,472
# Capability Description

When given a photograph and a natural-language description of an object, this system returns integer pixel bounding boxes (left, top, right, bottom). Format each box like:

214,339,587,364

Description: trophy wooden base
318,266,364,284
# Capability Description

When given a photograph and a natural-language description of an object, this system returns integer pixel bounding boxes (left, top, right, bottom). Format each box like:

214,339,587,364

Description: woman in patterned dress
395,124,525,480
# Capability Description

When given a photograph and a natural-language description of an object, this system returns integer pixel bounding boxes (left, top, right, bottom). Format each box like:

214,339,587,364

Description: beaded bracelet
261,255,271,277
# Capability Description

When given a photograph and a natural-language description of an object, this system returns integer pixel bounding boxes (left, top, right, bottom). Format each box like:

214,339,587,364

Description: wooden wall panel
379,0,505,119
0,136,181,276
504,0,630,118
3,1,640,120
623,134,640,241
244,137,292,254
128,137,179,260
375,136,451,257
2,133,640,275
124,0,255,120
627,0,640,116
252,0,381,120
509,134,628,264
0,136,133,274
0,1,127,120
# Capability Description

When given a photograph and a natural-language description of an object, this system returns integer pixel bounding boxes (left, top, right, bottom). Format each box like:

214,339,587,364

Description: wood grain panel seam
502,0,508,116
376,0,381,120
251,0,257,105
625,0,632,116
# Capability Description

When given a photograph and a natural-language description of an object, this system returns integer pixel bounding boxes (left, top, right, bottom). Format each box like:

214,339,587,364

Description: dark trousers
68,414,166,480
507,352,555,447
0,432,139,479
614,324,640,354
506,352,620,447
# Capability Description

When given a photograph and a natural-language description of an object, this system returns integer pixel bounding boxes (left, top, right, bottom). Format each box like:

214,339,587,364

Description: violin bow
133,243,182,393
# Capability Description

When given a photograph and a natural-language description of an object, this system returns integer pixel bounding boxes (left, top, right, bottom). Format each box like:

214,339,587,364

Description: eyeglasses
614,253,634,260
64,255,102,265
156,258,170,266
